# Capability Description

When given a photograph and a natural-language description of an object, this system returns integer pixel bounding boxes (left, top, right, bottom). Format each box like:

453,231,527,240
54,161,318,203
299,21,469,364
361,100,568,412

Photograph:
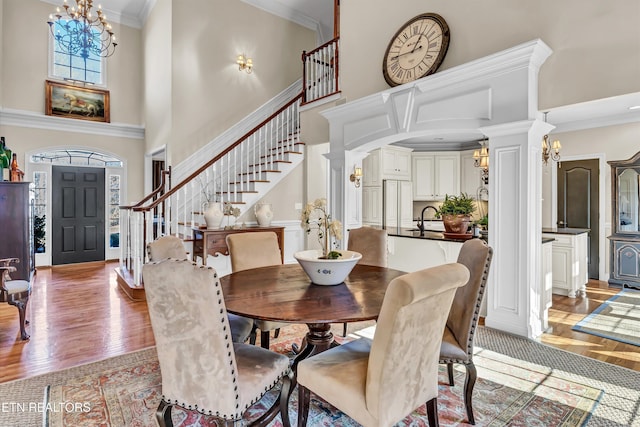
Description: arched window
49,20,106,86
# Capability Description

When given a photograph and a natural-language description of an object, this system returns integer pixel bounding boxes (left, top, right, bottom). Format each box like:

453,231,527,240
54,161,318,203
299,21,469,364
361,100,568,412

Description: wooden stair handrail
130,93,303,213
120,168,171,210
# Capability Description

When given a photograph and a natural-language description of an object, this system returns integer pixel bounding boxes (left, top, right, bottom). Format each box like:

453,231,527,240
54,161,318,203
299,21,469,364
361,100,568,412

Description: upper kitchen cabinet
412,152,460,201
382,146,411,180
363,146,412,186
608,151,640,289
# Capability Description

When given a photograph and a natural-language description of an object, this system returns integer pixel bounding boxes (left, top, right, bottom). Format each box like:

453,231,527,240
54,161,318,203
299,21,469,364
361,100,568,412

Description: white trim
0,108,144,139
550,153,607,281
144,145,167,195
240,0,322,33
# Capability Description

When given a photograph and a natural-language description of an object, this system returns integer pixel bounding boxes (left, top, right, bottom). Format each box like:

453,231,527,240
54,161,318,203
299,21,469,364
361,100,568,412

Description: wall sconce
350,167,363,188
541,134,561,165
237,54,253,74
542,112,561,165
473,141,489,185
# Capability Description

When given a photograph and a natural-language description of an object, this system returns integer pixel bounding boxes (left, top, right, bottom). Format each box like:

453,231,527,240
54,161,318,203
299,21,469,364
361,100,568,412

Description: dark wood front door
557,159,599,279
52,166,105,265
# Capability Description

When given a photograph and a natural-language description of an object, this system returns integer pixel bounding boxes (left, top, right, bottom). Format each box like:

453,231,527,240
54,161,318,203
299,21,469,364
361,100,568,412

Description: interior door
52,166,105,265
557,159,599,279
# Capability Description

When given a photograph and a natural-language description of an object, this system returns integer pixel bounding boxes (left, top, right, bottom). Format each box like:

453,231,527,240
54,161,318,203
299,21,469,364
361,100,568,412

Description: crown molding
39,0,150,29
0,108,145,139
240,0,321,33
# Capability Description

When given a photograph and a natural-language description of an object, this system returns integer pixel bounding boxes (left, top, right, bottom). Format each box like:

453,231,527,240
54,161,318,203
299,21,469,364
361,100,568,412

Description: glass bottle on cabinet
608,151,640,289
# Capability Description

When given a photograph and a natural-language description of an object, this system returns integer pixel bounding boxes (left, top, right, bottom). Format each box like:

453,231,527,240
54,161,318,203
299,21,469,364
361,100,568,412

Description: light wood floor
0,262,638,384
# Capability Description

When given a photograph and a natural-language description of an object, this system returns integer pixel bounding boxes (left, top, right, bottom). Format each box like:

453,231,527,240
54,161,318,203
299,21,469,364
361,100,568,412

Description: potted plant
437,193,476,235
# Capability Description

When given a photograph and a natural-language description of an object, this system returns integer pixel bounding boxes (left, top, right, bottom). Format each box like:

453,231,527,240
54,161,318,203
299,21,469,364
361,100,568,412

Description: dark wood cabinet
608,151,640,289
0,182,35,281
192,226,285,265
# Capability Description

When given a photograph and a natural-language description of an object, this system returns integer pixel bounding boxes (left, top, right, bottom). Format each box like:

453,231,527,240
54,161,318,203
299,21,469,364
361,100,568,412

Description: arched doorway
26,148,126,266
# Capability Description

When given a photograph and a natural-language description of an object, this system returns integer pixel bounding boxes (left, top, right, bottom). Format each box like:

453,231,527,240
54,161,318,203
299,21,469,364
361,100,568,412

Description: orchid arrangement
301,198,342,259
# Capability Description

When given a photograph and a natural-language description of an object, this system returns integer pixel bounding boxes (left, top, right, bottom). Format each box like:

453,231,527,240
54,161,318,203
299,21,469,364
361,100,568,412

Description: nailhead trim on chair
155,260,292,421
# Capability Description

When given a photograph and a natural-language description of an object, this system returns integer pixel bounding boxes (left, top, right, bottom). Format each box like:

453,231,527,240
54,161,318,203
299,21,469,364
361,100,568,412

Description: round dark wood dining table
219,263,406,366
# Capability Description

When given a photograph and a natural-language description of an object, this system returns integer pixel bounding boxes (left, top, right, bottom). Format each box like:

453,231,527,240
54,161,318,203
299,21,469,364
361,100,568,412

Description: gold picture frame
45,80,110,123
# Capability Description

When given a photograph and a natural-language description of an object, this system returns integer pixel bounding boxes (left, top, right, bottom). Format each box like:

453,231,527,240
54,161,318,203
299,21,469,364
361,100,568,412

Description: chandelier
541,112,561,165
47,0,117,59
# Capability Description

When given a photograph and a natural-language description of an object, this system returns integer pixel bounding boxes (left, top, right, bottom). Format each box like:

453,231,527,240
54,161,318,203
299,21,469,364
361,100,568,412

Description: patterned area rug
43,343,602,427
0,326,607,427
572,288,640,346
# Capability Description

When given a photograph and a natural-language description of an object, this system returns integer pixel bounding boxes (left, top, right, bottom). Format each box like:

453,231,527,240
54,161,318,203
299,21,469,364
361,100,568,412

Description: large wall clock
382,13,450,87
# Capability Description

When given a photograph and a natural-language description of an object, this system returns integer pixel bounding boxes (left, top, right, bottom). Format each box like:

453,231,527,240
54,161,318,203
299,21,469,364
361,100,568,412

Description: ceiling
41,0,334,35
40,0,640,147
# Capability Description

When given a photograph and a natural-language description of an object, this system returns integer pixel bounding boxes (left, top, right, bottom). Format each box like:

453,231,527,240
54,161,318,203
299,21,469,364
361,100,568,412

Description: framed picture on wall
45,80,110,123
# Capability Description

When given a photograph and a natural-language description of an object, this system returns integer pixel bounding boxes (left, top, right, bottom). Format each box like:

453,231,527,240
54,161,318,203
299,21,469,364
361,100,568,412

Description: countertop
369,226,556,244
542,227,590,235
374,226,482,243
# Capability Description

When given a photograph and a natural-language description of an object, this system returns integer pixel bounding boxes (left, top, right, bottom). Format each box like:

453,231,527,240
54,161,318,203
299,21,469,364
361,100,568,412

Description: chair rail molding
321,39,554,339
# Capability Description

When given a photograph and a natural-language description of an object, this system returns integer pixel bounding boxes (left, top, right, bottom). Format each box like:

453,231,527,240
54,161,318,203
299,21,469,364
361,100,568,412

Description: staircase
117,93,304,299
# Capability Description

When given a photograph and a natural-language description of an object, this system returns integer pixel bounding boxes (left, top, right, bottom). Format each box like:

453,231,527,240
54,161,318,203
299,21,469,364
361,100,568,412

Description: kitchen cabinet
608,151,640,289
0,182,35,281
542,230,589,297
362,146,412,186
412,152,460,200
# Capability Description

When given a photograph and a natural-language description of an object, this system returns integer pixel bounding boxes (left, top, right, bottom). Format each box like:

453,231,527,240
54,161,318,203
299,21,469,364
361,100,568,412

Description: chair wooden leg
425,397,439,427
342,322,347,337
9,298,29,340
274,328,280,338
156,400,174,427
279,372,293,427
297,385,311,427
464,362,477,425
261,330,270,349
249,323,258,345
447,362,454,386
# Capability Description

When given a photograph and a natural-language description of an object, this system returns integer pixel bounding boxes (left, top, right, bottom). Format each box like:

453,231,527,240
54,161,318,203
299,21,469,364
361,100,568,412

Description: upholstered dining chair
143,258,293,427
226,231,289,349
343,227,388,335
296,263,470,427
0,257,31,340
439,238,493,425
146,235,254,344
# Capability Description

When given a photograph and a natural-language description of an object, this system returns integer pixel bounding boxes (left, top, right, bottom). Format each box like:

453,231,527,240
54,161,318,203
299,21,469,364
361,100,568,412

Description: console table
192,226,285,265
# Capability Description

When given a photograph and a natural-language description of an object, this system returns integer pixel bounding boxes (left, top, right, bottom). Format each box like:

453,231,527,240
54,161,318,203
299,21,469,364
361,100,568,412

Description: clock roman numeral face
383,13,450,87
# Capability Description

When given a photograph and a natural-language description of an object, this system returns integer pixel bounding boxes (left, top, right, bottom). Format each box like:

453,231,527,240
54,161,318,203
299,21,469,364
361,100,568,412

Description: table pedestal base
292,323,339,371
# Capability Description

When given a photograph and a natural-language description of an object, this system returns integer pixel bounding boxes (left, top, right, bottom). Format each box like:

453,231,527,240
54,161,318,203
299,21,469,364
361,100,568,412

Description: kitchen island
542,227,589,298
372,226,481,272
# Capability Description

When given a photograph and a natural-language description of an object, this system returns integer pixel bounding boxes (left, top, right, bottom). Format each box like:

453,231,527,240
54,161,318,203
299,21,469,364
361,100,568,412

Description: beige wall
165,0,316,165
143,0,172,159
0,0,145,200
339,0,640,109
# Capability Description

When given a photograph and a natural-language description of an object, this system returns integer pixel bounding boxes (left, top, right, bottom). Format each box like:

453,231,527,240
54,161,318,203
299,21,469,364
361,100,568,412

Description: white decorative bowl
294,250,362,286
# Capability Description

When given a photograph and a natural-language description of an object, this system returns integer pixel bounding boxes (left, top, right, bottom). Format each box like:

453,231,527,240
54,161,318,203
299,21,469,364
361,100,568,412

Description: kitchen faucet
417,205,438,236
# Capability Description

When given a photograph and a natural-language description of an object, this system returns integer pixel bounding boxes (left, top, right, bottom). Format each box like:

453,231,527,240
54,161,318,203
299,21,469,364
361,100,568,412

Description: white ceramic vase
204,202,224,229
255,203,273,227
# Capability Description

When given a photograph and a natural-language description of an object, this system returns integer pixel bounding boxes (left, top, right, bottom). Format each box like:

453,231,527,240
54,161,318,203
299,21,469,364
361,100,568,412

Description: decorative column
481,119,553,339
